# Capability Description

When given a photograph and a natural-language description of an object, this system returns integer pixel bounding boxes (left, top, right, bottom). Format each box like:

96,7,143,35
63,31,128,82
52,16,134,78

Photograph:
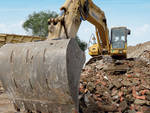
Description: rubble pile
79,51,150,113
138,50,150,64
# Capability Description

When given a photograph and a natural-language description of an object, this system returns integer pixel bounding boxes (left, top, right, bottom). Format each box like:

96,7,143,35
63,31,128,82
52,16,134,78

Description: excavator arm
83,0,109,53
48,0,109,53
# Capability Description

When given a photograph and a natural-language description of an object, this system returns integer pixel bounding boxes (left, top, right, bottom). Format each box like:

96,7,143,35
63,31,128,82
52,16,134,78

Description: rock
112,81,122,89
122,80,132,86
112,89,118,96
134,73,140,77
134,99,147,105
127,110,136,113
146,95,150,101
119,101,127,111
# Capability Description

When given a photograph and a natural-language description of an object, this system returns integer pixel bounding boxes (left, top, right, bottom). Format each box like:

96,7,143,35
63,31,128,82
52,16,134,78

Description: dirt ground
0,93,15,113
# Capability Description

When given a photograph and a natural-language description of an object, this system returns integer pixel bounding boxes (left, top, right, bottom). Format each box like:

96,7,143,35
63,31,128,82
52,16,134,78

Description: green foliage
76,36,87,52
23,11,87,51
23,11,58,37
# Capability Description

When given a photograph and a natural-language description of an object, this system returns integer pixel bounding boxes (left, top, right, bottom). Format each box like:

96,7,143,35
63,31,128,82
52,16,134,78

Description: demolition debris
79,50,150,113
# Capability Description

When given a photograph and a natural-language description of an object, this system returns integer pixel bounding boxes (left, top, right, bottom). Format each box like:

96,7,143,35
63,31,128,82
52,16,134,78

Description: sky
0,0,150,60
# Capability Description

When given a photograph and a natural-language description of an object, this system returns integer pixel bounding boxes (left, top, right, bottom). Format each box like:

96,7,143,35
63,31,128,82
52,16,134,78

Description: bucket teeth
0,39,85,113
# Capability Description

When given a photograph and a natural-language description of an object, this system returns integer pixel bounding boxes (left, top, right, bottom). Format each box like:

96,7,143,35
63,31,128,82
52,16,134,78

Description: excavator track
0,38,85,113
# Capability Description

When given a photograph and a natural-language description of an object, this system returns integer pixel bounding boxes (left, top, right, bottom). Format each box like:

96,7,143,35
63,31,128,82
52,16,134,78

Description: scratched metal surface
0,38,85,113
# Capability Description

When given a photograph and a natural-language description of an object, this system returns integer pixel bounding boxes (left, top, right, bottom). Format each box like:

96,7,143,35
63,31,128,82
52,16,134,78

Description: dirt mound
79,51,150,113
0,82,15,113
128,41,150,58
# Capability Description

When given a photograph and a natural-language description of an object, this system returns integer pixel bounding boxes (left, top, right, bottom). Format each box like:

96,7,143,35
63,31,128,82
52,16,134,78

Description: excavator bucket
0,38,85,113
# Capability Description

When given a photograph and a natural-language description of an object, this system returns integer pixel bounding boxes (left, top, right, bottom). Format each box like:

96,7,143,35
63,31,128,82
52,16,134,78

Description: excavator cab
88,27,130,58
110,27,130,59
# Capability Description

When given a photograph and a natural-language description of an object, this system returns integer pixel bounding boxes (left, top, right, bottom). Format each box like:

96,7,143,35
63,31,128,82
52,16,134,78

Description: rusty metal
0,38,85,113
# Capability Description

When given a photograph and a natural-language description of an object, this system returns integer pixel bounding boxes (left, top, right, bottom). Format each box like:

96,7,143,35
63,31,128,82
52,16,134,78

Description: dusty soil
0,93,15,113
0,83,16,113
127,41,150,58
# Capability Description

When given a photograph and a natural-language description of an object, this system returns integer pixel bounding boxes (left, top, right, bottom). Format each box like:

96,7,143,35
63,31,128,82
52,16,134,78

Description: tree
76,36,87,52
23,11,87,51
23,11,58,37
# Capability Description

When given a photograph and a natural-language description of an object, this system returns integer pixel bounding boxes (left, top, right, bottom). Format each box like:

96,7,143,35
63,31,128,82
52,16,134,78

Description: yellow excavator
0,0,130,113
88,27,131,59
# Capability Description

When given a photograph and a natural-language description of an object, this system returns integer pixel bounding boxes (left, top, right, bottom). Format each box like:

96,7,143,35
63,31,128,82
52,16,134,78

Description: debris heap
79,51,150,113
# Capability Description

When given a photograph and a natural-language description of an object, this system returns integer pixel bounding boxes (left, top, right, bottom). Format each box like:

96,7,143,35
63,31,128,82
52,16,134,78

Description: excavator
88,27,131,58
0,0,130,113
87,26,131,73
